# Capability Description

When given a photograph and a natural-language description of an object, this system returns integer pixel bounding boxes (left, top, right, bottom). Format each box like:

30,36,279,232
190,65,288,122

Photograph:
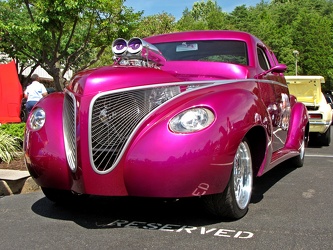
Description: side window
257,47,271,70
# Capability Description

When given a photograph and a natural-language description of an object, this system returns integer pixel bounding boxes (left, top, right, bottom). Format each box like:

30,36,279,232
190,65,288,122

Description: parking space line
305,154,333,158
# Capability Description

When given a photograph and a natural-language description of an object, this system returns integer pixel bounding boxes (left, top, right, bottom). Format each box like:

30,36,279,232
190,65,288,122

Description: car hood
286,76,325,107
69,65,182,96
68,62,251,96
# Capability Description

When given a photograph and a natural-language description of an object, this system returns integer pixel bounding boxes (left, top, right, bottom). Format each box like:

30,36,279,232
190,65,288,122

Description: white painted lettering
214,229,236,237
96,219,255,239
199,183,209,190
124,221,146,228
192,183,210,196
142,223,163,230
235,231,254,239
108,219,129,227
192,188,202,196
176,225,198,233
200,227,217,234
159,224,181,232
234,231,243,238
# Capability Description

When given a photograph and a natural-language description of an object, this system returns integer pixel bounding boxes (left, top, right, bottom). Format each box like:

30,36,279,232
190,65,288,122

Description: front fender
123,85,269,197
24,93,72,190
286,102,309,149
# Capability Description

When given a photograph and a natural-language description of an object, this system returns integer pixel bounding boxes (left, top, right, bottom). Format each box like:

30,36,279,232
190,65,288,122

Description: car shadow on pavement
31,194,228,229
251,162,297,204
30,162,298,229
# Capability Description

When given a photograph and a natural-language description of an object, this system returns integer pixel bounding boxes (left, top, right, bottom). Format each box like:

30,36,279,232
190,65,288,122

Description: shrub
0,123,25,141
0,130,23,164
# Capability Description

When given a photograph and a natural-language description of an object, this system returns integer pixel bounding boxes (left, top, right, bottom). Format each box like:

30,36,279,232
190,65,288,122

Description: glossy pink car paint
24,31,309,199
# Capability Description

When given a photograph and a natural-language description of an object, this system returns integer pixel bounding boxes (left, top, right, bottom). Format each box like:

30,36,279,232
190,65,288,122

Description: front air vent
63,91,77,172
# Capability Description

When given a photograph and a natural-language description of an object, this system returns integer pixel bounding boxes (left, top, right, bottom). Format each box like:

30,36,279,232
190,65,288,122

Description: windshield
153,40,248,65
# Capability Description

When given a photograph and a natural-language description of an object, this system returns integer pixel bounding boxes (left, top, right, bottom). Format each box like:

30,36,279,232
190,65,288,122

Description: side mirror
255,64,287,79
271,64,287,73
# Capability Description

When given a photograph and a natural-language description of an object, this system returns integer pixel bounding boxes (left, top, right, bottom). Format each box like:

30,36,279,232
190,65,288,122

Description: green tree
0,0,141,91
222,0,333,87
176,7,207,31
176,0,226,31
227,5,253,31
134,12,176,38
291,9,333,78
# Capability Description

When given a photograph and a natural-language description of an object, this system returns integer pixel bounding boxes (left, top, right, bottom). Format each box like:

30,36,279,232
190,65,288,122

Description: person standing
24,74,48,114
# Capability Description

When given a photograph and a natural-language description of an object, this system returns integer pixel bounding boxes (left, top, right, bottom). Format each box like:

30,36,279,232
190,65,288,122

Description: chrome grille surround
63,91,77,172
89,85,182,174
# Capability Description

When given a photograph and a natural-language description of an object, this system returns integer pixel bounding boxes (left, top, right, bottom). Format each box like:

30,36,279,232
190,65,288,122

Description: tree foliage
134,12,176,38
176,0,227,30
2,0,333,91
0,0,141,90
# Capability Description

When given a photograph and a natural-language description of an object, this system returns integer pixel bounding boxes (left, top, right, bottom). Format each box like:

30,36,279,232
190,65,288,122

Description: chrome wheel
299,139,305,161
202,138,253,219
233,140,253,209
290,131,306,168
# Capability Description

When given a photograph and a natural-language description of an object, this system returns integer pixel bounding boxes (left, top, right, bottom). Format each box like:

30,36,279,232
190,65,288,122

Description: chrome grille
63,92,77,172
90,87,180,173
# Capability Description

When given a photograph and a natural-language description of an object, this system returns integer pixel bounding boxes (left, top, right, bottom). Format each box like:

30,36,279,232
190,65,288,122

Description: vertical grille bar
63,92,77,172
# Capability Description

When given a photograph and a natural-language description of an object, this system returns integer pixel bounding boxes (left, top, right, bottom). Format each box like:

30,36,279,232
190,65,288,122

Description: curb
0,170,40,196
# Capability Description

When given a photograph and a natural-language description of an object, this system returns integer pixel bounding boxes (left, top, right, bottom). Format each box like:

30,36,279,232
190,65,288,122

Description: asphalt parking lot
1,133,332,250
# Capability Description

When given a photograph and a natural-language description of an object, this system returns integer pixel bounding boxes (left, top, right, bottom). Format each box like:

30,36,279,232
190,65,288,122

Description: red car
24,30,309,219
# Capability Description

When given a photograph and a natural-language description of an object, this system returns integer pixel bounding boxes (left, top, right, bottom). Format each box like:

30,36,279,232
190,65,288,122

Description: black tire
20,99,27,122
41,187,89,204
20,108,27,122
321,126,331,146
202,139,253,220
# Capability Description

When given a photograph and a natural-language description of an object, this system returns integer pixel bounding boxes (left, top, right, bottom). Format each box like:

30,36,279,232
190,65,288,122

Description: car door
256,45,290,151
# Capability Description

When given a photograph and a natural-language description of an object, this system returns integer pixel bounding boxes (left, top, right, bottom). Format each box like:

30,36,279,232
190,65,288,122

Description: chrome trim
63,91,77,172
309,121,331,125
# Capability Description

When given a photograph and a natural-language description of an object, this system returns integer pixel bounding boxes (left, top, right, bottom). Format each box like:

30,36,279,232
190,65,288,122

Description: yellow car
286,75,332,146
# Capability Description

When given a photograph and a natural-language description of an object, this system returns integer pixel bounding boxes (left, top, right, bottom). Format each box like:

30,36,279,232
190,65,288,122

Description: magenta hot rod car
24,30,309,219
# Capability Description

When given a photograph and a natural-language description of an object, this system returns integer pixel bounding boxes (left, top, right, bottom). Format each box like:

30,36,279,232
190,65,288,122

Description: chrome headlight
29,108,46,131
169,108,215,133
149,86,181,110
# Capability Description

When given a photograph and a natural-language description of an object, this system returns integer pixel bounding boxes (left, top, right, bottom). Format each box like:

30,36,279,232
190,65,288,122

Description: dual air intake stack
112,37,166,67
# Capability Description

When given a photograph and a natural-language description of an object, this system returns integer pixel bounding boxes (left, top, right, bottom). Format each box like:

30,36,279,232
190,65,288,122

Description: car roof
144,30,262,45
144,30,270,69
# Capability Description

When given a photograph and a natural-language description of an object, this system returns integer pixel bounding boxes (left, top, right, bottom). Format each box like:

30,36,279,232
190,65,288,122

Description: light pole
293,50,299,75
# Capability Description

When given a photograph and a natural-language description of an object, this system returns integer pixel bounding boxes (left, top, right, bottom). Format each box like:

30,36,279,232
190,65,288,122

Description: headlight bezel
29,108,46,131
169,107,215,133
